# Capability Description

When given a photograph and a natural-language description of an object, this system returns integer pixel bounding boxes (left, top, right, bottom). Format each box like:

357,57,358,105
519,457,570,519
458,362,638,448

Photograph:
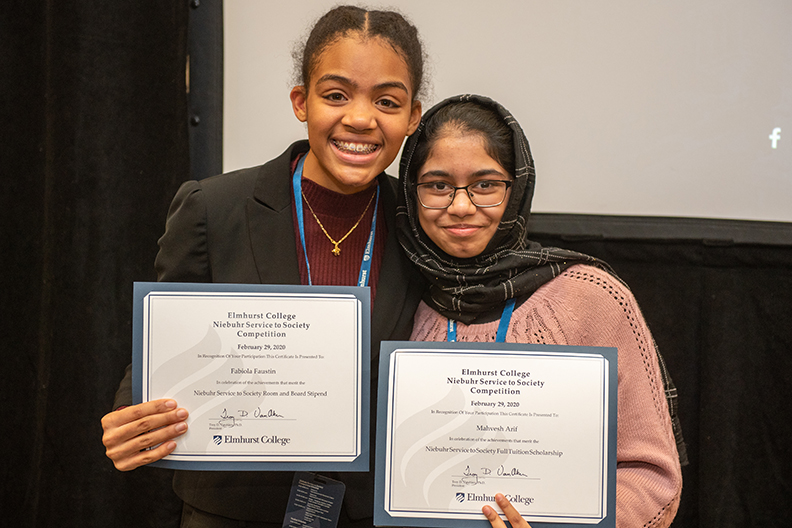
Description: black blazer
117,141,423,522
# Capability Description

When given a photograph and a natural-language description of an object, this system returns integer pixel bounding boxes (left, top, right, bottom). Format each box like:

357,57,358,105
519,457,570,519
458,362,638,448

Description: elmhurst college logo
455,493,465,503
213,435,223,445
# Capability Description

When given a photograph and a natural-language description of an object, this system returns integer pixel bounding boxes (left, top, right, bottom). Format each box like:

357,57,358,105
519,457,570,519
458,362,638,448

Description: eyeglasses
416,180,513,210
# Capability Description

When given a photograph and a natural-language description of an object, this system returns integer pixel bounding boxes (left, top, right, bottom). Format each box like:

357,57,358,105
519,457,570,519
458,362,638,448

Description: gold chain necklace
301,189,376,256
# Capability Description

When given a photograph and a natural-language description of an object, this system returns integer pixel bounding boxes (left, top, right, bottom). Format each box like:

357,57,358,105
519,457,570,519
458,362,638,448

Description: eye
422,181,452,194
470,180,501,194
324,92,347,103
376,98,401,109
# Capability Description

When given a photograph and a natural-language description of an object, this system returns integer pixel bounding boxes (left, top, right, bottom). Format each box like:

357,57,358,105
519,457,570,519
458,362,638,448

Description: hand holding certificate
482,493,534,528
132,282,371,471
375,342,617,528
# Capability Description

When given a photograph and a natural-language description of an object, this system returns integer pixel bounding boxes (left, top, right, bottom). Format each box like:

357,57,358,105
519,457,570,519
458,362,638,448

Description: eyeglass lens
417,181,509,209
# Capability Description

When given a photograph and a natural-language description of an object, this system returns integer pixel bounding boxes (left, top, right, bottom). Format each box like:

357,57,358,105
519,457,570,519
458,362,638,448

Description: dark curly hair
294,5,426,100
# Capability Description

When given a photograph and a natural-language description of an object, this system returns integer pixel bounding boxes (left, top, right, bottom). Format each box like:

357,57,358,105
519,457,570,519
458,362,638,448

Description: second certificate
378,344,614,526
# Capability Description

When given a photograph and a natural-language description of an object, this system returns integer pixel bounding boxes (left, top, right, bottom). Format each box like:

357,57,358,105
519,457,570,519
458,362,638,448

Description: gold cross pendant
332,245,341,256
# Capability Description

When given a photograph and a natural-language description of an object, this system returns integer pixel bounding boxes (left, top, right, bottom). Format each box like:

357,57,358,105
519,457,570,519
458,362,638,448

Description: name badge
283,472,345,528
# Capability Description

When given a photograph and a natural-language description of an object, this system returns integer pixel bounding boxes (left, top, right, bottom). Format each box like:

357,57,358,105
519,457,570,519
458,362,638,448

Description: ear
407,100,422,135
290,86,308,122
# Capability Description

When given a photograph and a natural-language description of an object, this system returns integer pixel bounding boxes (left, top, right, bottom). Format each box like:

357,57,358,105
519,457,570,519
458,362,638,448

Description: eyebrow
418,169,506,180
315,74,409,94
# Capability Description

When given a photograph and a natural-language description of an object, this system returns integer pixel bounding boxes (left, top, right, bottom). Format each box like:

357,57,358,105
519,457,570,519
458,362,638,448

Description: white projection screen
223,0,791,225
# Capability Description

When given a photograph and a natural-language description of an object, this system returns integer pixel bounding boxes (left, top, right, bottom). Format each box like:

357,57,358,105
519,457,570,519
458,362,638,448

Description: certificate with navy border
132,282,370,471
374,341,617,528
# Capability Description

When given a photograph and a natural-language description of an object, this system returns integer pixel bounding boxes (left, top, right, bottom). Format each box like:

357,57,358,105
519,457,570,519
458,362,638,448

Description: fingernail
175,422,187,433
176,409,188,419
165,441,177,451
164,400,177,409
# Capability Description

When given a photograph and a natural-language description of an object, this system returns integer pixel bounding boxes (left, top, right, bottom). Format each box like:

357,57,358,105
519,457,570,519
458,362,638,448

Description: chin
336,163,385,182
442,245,483,259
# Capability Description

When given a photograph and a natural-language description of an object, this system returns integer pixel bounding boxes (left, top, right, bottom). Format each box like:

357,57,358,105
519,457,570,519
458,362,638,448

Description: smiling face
290,35,422,194
417,133,513,258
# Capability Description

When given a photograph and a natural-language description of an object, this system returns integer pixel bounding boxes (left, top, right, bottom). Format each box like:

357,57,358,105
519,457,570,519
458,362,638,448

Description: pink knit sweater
410,264,682,528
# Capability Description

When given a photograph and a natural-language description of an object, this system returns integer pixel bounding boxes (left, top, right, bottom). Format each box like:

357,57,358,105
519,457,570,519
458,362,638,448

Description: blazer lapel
247,141,309,285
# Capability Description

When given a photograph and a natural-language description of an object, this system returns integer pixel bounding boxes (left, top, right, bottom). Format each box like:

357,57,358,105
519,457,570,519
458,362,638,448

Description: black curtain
2,2,792,527
2,1,188,526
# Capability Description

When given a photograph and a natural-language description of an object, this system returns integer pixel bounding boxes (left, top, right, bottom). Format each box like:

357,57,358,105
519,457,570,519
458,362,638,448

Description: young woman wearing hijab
396,94,684,528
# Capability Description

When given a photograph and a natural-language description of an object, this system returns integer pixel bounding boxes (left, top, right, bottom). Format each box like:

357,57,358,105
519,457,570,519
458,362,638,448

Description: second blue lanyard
447,298,516,343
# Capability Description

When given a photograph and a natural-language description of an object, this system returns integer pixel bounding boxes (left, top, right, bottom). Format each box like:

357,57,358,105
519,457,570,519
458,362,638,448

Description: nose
447,188,477,217
342,100,376,131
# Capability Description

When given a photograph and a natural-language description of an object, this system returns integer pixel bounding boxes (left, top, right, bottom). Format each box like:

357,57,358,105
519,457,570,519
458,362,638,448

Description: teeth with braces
333,140,378,154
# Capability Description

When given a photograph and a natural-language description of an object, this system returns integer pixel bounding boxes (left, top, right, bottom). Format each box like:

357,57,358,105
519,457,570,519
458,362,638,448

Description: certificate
374,342,617,528
132,282,370,471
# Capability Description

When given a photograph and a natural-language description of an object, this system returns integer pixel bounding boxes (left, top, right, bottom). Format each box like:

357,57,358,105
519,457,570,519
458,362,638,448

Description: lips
443,224,482,237
332,140,380,155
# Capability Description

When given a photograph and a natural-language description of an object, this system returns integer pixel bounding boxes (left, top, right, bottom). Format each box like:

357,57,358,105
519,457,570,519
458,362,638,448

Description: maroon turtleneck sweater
292,176,386,301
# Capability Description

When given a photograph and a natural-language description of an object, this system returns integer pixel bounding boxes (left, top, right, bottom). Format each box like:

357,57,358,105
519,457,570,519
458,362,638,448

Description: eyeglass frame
415,180,514,210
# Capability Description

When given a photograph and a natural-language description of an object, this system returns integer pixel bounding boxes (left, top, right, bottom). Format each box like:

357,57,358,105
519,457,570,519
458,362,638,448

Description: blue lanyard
447,298,516,343
292,155,379,287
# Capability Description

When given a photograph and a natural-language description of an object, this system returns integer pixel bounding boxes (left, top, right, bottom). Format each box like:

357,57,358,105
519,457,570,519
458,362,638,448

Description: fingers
482,504,507,528
111,438,180,472
101,399,189,471
101,399,179,429
482,494,532,528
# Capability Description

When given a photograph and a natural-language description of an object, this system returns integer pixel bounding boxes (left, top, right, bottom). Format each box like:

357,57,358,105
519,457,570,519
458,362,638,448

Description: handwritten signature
253,407,284,419
462,465,487,485
497,465,529,477
460,464,529,485
218,408,237,428
214,407,285,428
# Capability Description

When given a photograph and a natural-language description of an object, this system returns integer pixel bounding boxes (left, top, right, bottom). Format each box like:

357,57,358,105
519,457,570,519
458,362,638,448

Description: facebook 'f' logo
769,128,781,149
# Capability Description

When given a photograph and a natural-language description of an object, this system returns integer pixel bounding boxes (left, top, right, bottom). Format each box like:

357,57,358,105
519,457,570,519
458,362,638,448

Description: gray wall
223,0,791,223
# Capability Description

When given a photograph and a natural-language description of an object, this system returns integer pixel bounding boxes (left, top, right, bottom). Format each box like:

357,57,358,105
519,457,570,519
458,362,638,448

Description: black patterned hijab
396,94,613,324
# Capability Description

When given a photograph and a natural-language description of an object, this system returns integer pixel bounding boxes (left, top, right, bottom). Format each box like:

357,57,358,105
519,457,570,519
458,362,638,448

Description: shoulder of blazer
194,140,310,213
184,141,309,285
